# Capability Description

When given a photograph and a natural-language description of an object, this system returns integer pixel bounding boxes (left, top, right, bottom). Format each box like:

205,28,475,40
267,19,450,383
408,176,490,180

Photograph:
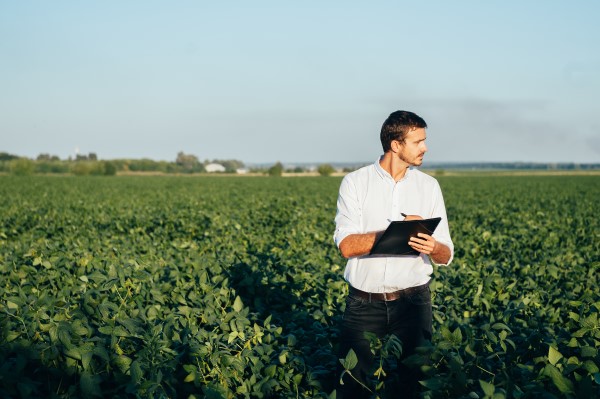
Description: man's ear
390,140,402,153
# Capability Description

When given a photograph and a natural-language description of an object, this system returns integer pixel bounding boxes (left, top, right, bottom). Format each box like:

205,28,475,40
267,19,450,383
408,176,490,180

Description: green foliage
287,166,307,174
337,339,405,396
35,160,70,174
317,164,336,177
127,158,171,172
9,158,35,175
268,162,284,176
0,151,20,161
176,151,205,173
71,161,114,176
0,175,599,398
102,161,118,176
1,153,249,175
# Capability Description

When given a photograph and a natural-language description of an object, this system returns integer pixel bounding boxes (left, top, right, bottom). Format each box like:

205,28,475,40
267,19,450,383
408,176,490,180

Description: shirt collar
374,156,413,182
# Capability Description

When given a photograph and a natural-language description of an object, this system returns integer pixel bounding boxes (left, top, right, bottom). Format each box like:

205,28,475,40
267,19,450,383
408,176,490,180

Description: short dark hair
380,111,427,152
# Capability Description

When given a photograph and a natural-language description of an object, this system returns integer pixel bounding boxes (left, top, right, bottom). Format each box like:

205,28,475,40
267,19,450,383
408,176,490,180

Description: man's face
395,127,428,166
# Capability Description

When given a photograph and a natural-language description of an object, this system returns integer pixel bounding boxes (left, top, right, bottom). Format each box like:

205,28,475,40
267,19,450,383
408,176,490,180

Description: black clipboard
369,217,441,256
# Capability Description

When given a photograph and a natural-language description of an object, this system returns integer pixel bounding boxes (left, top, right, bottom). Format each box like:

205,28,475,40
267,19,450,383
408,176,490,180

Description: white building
205,163,226,173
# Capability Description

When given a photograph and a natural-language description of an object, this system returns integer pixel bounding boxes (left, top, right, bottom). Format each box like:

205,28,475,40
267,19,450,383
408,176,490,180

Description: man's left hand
409,233,436,255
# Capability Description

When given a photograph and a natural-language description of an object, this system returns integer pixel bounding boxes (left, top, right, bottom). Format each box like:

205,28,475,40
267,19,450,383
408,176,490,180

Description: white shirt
333,159,454,293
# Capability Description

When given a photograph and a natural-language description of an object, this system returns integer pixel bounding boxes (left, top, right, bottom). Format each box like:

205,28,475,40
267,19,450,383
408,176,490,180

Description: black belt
348,283,428,302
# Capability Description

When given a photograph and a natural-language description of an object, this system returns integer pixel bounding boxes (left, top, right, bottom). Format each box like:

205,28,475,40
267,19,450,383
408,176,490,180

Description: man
333,110,454,398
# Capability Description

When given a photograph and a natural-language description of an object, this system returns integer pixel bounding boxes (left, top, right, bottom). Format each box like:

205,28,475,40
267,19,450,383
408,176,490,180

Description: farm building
205,163,226,173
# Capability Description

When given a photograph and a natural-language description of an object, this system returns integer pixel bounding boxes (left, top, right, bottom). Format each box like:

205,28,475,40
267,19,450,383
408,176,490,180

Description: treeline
0,152,341,176
424,162,600,170
0,151,246,176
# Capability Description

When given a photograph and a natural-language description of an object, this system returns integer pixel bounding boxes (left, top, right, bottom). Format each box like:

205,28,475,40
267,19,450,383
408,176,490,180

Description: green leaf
233,296,244,312
118,317,142,335
581,313,598,329
420,377,445,390
114,326,129,337
64,347,82,361
80,371,101,397
57,323,74,350
279,350,287,365
184,372,196,383
339,349,357,370
543,364,574,394
131,360,144,383
93,345,109,362
265,364,276,377
293,373,303,385
581,346,597,358
583,360,599,374
79,349,93,371
491,323,512,332
98,326,113,335
479,380,495,396
568,312,580,321
6,331,20,342
114,355,132,374
441,326,453,342
548,345,563,366
452,327,463,343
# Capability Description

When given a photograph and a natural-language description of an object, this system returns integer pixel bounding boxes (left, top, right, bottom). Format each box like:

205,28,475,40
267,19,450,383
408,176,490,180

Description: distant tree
10,158,35,175
71,162,93,176
268,162,284,177
293,166,306,173
35,161,69,174
129,158,163,172
102,161,117,176
0,152,19,161
76,154,88,161
317,164,335,176
88,153,98,161
285,166,305,173
176,151,203,173
36,153,61,162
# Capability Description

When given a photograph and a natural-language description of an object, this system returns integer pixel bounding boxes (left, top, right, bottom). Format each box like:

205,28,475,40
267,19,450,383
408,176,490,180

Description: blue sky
1,1,599,164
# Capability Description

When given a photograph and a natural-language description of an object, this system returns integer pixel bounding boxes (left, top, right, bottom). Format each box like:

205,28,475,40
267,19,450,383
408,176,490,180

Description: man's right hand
403,214,423,221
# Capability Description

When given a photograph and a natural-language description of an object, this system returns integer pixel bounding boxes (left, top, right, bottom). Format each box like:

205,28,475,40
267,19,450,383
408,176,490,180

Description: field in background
1,175,598,398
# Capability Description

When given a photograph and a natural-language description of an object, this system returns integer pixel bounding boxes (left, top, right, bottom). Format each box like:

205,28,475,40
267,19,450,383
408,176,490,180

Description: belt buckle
383,292,388,301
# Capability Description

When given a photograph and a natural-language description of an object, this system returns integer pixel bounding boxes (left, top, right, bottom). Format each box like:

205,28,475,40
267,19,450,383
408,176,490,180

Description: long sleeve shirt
333,159,454,293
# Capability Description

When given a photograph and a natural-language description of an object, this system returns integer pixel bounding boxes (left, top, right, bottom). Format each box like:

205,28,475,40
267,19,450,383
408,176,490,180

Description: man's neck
379,152,410,182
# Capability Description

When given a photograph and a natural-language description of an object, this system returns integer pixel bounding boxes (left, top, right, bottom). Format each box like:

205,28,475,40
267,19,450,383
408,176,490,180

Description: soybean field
0,174,598,398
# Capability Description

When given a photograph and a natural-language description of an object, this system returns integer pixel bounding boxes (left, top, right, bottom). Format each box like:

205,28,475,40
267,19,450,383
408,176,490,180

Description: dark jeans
336,283,432,399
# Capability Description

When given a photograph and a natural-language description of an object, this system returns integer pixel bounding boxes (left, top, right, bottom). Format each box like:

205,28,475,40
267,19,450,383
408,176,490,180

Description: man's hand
404,214,435,254
408,233,436,255
404,214,451,264
409,232,451,265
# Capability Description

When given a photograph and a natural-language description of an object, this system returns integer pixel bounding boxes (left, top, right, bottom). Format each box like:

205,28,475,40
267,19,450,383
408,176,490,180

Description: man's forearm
430,241,451,265
338,232,381,258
